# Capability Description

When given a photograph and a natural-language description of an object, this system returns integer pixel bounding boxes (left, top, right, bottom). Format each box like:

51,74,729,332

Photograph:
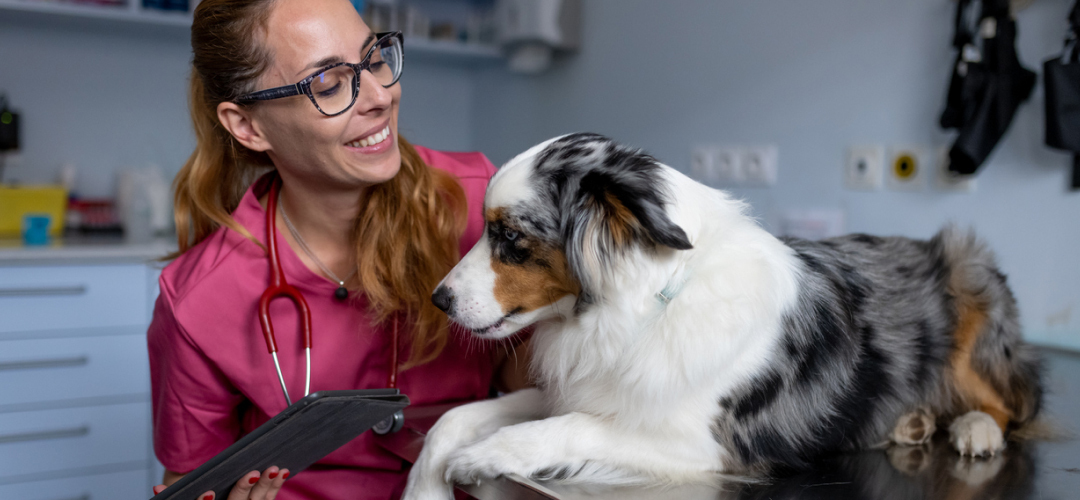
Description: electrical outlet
935,146,976,193
887,146,927,191
714,147,743,184
690,146,716,184
741,145,778,186
845,145,884,190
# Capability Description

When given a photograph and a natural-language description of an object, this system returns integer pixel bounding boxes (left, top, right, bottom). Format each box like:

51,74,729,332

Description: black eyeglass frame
234,31,404,117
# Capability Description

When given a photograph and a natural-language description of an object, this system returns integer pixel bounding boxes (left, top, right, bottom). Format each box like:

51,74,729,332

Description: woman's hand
152,467,290,500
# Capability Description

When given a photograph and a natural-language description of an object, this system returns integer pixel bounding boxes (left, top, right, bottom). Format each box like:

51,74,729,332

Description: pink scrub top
148,146,498,499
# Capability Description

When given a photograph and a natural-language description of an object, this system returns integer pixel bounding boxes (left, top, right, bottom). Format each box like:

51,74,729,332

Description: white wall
0,14,480,198
471,0,1080,349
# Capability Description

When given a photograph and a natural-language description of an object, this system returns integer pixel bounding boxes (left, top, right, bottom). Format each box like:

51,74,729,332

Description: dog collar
655,269,690,305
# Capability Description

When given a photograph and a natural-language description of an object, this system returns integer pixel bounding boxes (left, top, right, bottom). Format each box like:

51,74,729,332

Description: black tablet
151,389,410,500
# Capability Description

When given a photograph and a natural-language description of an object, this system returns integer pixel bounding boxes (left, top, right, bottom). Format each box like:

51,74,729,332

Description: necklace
278,192,357,300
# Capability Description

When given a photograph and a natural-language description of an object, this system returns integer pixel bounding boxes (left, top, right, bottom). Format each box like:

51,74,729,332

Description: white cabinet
0,262,159,498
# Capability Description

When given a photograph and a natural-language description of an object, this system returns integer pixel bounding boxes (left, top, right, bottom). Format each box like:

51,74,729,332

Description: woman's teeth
348,126,390,148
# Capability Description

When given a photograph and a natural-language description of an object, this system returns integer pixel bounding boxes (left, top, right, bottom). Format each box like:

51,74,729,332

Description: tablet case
151,389,409,500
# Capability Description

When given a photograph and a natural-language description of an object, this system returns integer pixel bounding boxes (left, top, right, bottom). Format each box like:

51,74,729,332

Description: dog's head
432,133,693,339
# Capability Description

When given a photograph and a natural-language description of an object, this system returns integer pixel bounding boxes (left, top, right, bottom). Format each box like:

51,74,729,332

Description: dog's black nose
431,286,455,313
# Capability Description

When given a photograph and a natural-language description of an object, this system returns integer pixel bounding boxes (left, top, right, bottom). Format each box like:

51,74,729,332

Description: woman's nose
353,70,393,114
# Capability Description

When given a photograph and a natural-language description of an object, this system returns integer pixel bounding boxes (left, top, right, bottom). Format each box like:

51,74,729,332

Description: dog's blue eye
504,228,519,241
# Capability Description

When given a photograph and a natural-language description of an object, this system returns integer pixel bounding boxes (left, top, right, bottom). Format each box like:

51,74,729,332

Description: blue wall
2,1,1077,349
471,0,1080,349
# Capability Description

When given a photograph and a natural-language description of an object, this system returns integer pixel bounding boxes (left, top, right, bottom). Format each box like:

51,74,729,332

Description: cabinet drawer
0,403,149,479
0,469,148,500
0,334,149,407
0,264,149,333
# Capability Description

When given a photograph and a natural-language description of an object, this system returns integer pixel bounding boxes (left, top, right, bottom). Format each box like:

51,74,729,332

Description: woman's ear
217,101,272,152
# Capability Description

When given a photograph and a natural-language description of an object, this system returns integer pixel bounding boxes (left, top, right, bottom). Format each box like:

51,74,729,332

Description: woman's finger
263,468,289,500
225,470,261,500
248,466,279,499
153,484,167,495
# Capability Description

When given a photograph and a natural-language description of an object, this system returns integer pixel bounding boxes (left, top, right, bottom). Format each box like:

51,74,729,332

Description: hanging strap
1072,155,1080,191
1065,0,1080,63
951,0,979,50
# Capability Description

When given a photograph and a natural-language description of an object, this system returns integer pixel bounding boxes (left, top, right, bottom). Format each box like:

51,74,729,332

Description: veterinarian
146,0,529,498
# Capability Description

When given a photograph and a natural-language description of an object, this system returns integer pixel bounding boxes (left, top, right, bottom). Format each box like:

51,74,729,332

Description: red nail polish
282,471,290,479
202,495,213,500
268,471,278,479
248,476,259,484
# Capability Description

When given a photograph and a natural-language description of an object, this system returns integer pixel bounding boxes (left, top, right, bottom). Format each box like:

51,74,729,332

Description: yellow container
0,185,68,237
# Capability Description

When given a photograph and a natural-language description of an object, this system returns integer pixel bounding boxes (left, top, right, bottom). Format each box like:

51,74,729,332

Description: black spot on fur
851,234,883,246
790,301,848,385
794,250,827,274
813,326,892,451
531,464,584,481
732,370,784,421
735,427,812,473
912,321,935,389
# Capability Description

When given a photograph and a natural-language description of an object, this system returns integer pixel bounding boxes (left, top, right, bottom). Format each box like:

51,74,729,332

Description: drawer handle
0,285,87,297
0,356,89,371
0,425,90,445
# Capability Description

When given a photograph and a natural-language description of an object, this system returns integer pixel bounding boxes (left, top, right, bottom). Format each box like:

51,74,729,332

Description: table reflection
534,436,1039,500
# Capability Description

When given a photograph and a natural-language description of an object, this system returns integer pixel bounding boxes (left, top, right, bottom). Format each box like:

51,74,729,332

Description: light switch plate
845,145,884,191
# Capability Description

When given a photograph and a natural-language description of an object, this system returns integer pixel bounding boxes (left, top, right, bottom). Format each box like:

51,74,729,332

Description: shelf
406,37,503,64
0,0,505,64
0,0,191,28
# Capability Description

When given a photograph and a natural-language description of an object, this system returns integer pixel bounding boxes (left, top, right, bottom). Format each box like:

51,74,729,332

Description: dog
402,133,1043,499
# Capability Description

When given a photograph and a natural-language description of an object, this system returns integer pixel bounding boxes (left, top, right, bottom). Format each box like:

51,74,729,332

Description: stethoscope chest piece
372,409,406,435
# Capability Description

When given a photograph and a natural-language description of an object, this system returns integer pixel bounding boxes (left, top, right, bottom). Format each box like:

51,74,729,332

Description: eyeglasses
235,31,404,117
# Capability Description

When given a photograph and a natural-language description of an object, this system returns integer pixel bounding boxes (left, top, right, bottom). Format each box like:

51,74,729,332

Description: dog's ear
578,169,692,250
564,166,692,305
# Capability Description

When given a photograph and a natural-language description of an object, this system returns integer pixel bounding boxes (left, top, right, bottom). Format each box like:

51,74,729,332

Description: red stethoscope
259,176,403,433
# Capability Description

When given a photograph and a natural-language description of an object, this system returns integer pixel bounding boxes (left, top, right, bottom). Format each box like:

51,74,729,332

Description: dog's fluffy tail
935,225,1044,433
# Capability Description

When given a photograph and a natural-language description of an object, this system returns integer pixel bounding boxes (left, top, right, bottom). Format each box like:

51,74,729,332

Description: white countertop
0,235,178,266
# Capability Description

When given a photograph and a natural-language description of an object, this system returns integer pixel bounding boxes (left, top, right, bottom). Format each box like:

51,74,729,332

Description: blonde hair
175,0,469,366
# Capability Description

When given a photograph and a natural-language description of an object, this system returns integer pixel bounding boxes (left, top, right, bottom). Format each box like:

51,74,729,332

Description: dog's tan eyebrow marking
485,207,506,223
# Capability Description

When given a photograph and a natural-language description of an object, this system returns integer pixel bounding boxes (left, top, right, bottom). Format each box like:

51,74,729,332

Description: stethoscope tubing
260,175,403,433
260,176,314,407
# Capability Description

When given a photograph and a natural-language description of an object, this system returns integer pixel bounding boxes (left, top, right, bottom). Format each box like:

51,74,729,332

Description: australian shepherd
403,133,1043,499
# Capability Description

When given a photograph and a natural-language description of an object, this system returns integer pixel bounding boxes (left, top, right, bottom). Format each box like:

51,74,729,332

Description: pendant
335,284,348,300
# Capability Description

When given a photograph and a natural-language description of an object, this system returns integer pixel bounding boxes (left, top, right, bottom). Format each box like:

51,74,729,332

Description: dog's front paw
402,446,456,500
948,411,1004,458
400,478,454,500
444,426,545,485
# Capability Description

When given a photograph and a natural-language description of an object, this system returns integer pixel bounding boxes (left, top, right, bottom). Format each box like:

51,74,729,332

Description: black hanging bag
940,0,1036,176
1044,0,1080,189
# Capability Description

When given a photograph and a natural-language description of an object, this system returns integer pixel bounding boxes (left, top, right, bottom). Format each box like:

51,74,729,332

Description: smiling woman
146,0,529,499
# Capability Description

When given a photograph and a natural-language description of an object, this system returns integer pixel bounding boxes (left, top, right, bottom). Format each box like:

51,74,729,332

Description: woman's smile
344,120,393,154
